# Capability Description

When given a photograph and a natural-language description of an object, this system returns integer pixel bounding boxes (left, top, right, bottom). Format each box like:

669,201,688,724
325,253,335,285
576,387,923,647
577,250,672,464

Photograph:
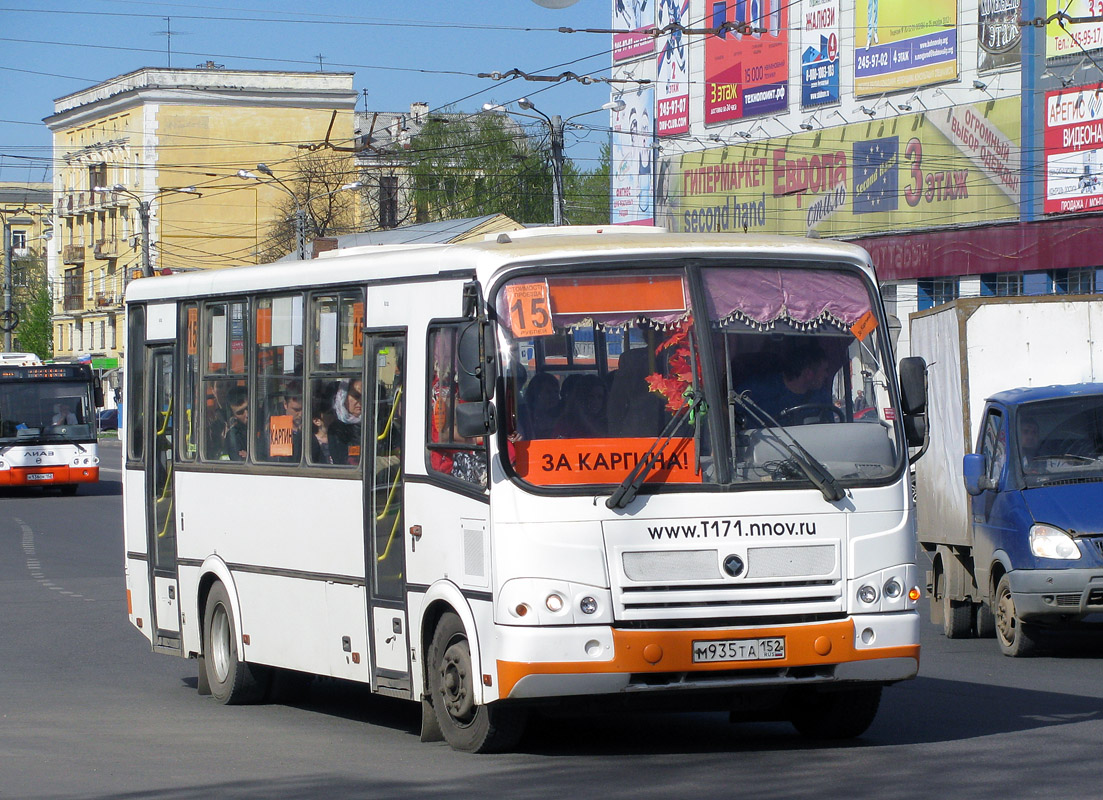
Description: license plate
692,637,785,663
26,473,52,481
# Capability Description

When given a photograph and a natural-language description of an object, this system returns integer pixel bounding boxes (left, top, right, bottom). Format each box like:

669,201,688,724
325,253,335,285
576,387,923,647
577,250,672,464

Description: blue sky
0,0,619,183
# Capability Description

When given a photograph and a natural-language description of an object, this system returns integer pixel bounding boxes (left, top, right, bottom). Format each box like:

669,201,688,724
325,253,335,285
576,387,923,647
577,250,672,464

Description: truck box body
910,296,1103,548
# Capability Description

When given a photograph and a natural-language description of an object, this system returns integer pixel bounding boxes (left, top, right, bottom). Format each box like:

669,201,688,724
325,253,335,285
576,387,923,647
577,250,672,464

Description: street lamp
240,165,361,261
93,184,201,278
481,97,625,226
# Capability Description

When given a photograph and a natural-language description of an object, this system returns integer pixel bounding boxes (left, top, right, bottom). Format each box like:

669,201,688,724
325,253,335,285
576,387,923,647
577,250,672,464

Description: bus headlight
858,584,879,604
1030,524,1081,560
497,579,612,626
579,596,598,615
545,593,565,613
883,578,903,600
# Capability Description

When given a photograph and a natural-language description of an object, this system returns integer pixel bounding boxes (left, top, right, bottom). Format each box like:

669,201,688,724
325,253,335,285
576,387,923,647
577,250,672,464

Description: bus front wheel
427,611,526,753
202,582,269,704
790,684,882,739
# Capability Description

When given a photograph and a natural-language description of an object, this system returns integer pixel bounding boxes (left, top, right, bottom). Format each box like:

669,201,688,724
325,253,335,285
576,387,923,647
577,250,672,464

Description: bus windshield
496,263,902,492
0,379,96,443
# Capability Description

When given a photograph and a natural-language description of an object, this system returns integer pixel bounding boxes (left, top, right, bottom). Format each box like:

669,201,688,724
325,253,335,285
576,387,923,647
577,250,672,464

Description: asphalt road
2,439,1102,799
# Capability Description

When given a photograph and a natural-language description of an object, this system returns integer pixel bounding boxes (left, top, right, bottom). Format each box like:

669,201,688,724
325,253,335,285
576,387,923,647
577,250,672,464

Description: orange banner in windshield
513,437,701,486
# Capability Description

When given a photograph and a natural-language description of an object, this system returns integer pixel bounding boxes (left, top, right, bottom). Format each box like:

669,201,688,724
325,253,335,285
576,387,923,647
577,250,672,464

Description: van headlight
1029,524,1081,560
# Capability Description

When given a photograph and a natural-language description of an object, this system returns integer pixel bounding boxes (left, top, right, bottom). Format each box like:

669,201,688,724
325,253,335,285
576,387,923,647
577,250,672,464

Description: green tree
563,143,611,226
11,253,51,359
409,110,554,224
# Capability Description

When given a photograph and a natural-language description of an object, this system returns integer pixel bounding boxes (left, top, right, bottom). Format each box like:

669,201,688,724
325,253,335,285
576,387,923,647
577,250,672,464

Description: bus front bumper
0,465,100,487
496,613,919,700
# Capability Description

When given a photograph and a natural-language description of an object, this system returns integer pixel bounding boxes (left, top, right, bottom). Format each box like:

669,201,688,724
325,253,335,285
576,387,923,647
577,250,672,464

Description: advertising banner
704,0,790,124
800,0,841,108
1044,88,1103,214
978,0,1021,71
613,0,656,62
1046,0,1103,59
854,0,958,96
611,88,655,225
654,98,1020,238
656,0,691,136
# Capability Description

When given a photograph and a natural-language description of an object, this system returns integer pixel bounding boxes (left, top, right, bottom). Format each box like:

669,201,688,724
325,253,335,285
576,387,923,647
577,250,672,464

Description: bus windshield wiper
730,391,844,503
606,390,705,510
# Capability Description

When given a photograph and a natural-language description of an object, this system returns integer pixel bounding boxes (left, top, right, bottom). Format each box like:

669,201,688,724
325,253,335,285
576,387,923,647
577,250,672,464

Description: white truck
910,295,1103,649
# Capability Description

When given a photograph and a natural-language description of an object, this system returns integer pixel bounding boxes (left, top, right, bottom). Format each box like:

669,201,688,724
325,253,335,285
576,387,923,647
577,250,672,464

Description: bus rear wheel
428,612,526,753
790,685,882,739
202,582,269,704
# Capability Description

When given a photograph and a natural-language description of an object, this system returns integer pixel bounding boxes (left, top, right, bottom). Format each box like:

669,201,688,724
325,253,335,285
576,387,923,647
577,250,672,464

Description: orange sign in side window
187,307,198,355
268,415,294,457
351,301,365,356
513,437,701,486
850,309,878,341
504,282,554,337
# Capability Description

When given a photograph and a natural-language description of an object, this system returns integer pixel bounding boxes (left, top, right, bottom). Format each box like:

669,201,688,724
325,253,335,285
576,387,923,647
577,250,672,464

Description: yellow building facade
44,67,358,364
0,182,53,356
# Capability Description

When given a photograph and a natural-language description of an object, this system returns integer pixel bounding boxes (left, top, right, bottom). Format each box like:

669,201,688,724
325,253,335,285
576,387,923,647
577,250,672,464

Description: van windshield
494,262,904,492
1016,395,1103,488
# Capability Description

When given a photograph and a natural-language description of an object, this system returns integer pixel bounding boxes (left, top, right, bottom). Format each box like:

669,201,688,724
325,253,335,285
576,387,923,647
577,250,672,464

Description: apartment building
44,67,358,362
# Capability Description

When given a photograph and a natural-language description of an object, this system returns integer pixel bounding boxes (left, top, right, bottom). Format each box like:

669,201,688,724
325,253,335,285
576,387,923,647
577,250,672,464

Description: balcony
93,239,119,260
63,294,84,312
95,293,120,308
62,245,85,265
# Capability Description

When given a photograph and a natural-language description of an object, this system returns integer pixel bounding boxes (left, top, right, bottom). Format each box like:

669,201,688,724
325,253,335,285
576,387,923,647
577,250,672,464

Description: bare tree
259,150,361,262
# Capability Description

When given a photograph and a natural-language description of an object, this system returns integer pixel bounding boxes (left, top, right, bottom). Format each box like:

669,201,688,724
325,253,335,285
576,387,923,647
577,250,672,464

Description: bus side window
426,325,487,489
201,300,249,462
307,290,363,468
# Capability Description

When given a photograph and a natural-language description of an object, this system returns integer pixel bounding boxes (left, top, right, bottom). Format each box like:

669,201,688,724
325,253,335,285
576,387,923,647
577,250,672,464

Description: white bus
0,360,101,493
122,228,928,752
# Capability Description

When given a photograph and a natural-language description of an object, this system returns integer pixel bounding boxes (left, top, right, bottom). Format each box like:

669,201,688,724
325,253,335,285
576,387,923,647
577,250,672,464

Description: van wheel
790,685,882,739
203,581,269,703
936,569,973,638
428,612,526,753
995,575,1038,657
975,602,997,638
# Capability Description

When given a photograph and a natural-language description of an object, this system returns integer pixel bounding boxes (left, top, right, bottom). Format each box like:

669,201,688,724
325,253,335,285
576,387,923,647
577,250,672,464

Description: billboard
978,0,1021,71
1044,88,1103,214
611,88,655,225
704,0,790,124
1046,0,1103,60
655,98,1020,238
854,0,958,96
656,0,691,137
800,0,841,108
613,0,656,62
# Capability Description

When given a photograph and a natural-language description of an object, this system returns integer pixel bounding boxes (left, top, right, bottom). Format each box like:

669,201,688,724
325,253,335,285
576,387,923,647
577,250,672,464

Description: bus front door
147,346,181,652
364,334,410,694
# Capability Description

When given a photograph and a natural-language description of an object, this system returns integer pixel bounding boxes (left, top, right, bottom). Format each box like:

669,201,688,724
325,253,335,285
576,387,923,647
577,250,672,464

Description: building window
981,272,1023,297
11,230,27,253
1054,268,1095,295
379,176,398,229
917,277,958,311
88,163,107,192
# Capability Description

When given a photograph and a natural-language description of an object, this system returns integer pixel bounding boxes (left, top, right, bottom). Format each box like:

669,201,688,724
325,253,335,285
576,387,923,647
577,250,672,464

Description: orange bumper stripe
0,466,99,486
497,620,919,699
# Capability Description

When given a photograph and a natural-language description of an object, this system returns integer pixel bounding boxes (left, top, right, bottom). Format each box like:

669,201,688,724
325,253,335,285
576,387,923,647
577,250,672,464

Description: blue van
963,384,1103,656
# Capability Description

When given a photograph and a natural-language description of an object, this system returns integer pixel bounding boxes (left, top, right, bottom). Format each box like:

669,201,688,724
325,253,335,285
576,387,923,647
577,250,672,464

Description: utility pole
2,217,11,351
549,115,566,227
137,199,153,277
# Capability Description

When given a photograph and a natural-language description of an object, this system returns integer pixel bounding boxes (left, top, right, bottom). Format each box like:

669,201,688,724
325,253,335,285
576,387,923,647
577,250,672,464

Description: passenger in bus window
517,371,560,439
310,395,337,465
224,386,250,461
553,373,608,438
261,381,303,463
329,378,362,465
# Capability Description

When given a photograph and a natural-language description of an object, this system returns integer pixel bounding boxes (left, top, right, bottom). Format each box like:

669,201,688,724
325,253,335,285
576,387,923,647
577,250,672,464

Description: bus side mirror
94,386,105,407
457,322,498,403
455,400,497,438
903,412,927,448
899,357,927,415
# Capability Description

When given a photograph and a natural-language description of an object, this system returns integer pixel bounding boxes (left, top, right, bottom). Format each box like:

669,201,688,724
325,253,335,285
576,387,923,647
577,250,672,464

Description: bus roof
124,229,876,304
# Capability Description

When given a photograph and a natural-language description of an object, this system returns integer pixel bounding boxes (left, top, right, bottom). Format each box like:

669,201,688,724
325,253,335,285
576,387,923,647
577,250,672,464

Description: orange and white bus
0,359,100,493
122,228,928,752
